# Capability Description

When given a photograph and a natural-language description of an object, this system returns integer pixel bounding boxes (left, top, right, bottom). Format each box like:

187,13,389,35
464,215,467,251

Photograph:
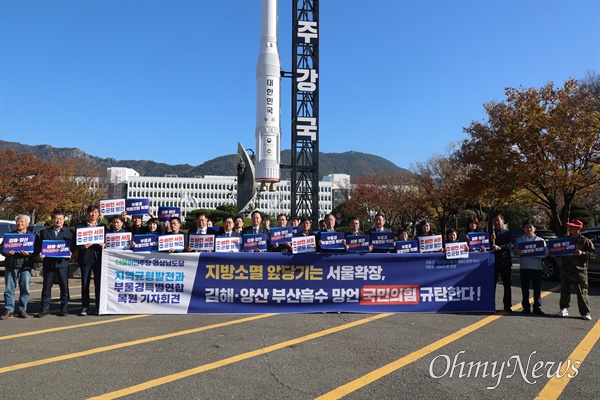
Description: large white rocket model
255,0,281,192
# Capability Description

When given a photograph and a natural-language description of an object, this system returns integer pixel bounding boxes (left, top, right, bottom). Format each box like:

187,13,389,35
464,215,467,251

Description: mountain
0,140,408,180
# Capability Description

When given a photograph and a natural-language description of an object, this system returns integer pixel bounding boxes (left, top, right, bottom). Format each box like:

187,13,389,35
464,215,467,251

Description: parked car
27,223,46,235
0,219,17,265
581,226,600,280
511,229,561,280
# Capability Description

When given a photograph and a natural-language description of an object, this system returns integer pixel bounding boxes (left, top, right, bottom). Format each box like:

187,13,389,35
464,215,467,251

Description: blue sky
1,0,599,170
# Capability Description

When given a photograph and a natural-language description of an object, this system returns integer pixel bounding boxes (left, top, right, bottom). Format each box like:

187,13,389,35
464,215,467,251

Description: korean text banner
100,251,495,314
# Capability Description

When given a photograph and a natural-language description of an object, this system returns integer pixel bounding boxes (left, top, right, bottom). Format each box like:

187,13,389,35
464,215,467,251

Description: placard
125,198,151,215
418,235,443,253
215,237,241,252
370,232,395,250
106,232,132,250
189,234,215,252
445,242,469,259
41,240,71,258
345,234,370,253
467,232,490,251
132,234,159,252
1,233,35,253
319,232,345,250
157,206,180,222
547,237,577,256
76,226,105,245
517,240,546,257
242,234,268,252
158,234,185,252
291,235,316,254
396,240,419,254
100,199,126,216
270,227,294,245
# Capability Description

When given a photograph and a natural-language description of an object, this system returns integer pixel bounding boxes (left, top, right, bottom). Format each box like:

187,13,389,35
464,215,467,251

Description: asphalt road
1,268,599,400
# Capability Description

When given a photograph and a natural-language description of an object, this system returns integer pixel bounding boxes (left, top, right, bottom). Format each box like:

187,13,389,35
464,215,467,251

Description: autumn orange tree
459,78,600,234
0,149,64,222
411,153,467,233
0,150,107,223
342,172,428,232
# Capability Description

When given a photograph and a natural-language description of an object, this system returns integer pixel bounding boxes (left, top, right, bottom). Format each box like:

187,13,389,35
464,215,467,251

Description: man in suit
242,210,269,235
491,214,514,313
76,205,106,316
37,209,74,317
369,213,392,233
219,216,241,237
193,212,210,235
242,211,268,252
369,213,393,253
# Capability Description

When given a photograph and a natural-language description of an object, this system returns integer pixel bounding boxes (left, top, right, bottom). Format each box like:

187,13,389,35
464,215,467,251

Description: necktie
254,228,258,234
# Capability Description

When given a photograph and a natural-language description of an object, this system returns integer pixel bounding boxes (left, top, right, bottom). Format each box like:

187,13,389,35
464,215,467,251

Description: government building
107,168,349,220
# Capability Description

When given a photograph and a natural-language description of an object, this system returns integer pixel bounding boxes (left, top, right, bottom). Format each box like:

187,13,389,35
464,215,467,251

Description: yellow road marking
535,319,600,399
316,285,561,399
0,315,150,341
88,313,393,400
0,314,276,374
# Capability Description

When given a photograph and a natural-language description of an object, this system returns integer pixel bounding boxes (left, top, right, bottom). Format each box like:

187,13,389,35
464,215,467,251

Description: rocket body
255,0,281,183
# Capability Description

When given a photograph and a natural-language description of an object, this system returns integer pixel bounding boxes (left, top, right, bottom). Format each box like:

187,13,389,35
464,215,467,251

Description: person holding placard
458,216,488,252
345,217,370,252
242,210,269,235
233,215,245,235
219,217,240,238
415,220,433,239
443,229,459,251
514,219,547,315
270,214,292,252
370,213,391,233
397,229,410,241
130,215,146,234
1,214,34,319
491,214,514,313
108,216,127,233
296,218,313,236
37,210,73,317
146,218,162,234
555,219,596,320
276,214,288,227
262,217,271,232
318,213,345,252
164,217,191,252
289,216,300,227
193,213,210,235
76,205,106,316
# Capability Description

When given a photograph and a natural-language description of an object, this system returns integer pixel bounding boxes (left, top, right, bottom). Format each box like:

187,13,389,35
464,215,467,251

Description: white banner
189,234,215,252
76,226,105,246
100,250,199,314
106,232,132,250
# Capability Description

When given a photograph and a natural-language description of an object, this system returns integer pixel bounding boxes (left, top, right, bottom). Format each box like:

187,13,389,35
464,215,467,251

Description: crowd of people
0,207,595,321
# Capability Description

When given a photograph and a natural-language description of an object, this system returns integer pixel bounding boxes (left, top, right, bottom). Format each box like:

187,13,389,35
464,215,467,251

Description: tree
341,171,424,232
55,158,108,224
411,153,467,233
460,79,600,234
0,149,64,222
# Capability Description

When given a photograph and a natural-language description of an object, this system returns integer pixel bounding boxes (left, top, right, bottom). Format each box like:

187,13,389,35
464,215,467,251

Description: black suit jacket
76,222,106,265
37,227,74,269
242,226,269,235
219,231,241,238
